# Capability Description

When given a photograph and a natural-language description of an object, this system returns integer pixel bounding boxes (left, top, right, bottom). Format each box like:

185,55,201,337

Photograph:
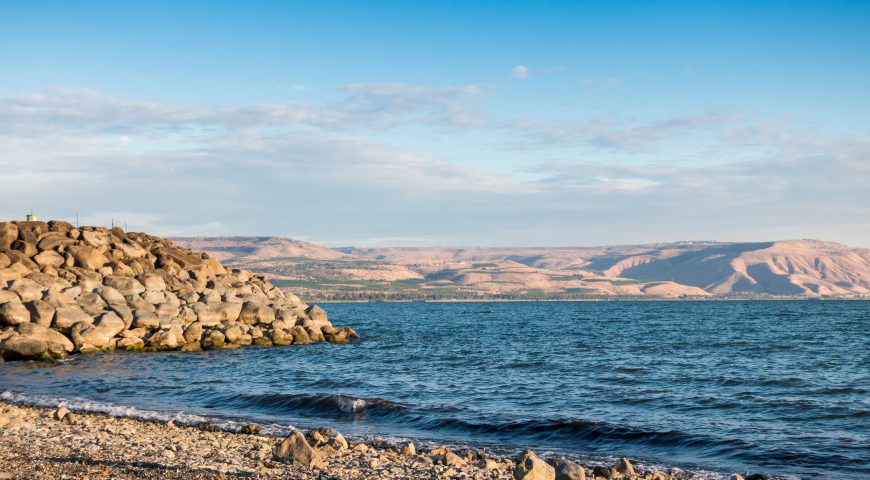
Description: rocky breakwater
0,220,356,361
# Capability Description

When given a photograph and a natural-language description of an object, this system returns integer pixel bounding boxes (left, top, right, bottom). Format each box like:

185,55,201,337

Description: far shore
308,296,870,303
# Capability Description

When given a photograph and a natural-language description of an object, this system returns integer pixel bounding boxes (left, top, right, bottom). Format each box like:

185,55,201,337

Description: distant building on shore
25,211,38,221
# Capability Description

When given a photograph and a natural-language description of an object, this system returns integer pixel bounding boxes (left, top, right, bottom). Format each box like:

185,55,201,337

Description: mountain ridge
171,237,870,299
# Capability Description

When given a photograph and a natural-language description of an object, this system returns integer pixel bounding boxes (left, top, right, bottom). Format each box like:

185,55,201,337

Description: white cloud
0,87,867,246
0,84,486,135
511,65,529,79
0,86,521,237
580,77,621,87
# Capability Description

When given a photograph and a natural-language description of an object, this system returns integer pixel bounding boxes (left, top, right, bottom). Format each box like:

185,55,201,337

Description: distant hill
596,240,870,296
173,236,351,263
172,237,870,300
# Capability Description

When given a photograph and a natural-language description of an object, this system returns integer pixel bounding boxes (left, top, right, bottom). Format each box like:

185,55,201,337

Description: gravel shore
0,401,516,480
0,401,711,480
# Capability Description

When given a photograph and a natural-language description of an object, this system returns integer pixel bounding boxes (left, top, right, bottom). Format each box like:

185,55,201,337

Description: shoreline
306,297,870,303
0,400,750,480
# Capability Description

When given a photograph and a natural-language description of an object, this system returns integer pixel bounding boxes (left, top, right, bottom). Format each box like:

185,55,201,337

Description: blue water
1,301,868,479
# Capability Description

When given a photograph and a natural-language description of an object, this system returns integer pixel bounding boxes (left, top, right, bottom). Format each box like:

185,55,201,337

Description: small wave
0,390,296,435
809,385,867,395
614,366,649,374
415,415,749,454
758,377,804,387
211,391,408,418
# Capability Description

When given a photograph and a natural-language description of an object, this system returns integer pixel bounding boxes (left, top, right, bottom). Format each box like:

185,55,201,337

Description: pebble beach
0,401,710,480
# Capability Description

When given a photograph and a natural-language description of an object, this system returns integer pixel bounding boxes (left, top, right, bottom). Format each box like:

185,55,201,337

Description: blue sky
1,1,869,246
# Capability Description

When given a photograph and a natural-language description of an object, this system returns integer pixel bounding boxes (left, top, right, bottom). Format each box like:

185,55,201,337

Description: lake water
1,301,868,479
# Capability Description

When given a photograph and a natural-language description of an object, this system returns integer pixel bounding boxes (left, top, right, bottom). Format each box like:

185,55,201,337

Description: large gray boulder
70,246,109,270
132,312,160,330
26,271,70,292
33,250,65,269
97,286,126,307
142,273,166,291
290,326,311,344
43,290,77,308
0,222,18,250
81,230,109,247
17,322,74,353
183,321,203,343
238,301,275,325
224,324,243,343
146,329,179,350
112,241,147,259
7,279,44,302
126,295,156,313
0,301,31,326
193,302,242,325
24,300,56,327
53,306,93,330
304,305,330,326
269,327,294,346
36,234,74,251
11,240,38,258
0,290,19,303
0,262,31,282
103,275,145,296
71,311,125,350
75,291,107,316
200,329,226,349
0,335,48,360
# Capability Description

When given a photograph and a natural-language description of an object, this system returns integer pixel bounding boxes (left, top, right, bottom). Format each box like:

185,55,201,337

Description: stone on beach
273,430,325,469
52,406,74,423
592,465,619,479
429,445,467,467
552,458,585,480
401,441,416,456
330,432,349,451
240,423,260,435
615,457,636,476
514,450,555,480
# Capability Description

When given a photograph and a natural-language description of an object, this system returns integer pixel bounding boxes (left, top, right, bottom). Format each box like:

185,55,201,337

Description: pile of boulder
0,220,356,361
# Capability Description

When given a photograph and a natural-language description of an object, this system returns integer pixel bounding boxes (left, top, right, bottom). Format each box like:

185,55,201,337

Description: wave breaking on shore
0,389,762,480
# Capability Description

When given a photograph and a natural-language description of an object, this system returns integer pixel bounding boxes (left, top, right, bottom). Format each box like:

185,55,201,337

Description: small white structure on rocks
25,211,38,221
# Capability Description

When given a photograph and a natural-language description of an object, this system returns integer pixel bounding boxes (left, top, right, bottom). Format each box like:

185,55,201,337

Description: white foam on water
336,396,367,413
0,389,288,435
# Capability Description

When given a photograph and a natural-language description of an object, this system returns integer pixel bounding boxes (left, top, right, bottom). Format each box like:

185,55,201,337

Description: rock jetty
0,220,356,361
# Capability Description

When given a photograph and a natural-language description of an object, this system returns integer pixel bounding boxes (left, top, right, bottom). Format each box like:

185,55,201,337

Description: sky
1,0,869,247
